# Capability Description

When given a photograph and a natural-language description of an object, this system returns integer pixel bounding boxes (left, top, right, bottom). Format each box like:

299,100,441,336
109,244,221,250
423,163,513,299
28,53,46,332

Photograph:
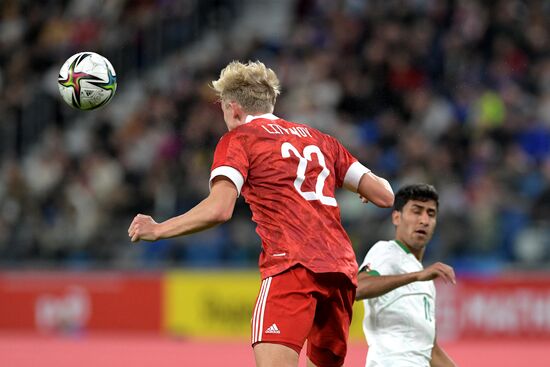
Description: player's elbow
358,173,394,208
210,205,233,224
355,277,368,301
368,190,394,208
218,208,233,223
205,189,236,224
375,191,394,208
355,285,375,301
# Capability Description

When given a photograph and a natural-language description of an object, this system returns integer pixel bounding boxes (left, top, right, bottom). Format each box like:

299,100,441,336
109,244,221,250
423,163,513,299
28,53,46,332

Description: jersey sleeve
330,136,370,193
359,242,395,276
210,132,249,196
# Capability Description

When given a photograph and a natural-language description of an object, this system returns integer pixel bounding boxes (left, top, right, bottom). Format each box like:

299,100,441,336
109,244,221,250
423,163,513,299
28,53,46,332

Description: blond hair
211,61,281,114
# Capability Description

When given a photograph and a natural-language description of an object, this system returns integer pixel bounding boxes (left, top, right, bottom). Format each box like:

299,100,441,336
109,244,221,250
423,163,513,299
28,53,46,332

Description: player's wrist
153,222,164,240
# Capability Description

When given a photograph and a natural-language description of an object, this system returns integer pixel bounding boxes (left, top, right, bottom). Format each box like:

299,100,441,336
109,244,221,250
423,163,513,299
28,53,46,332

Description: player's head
212,60,280,130
392,184,439,256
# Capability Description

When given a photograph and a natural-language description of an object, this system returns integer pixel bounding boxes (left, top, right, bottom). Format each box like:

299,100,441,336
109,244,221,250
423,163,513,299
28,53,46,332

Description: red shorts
251,265,355,367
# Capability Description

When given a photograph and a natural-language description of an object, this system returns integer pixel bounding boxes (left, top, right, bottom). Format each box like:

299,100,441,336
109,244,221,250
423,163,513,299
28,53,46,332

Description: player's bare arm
430,338,457,367
356,271,419,300
357,171,394,208
128,177,238,242
355,262,456,300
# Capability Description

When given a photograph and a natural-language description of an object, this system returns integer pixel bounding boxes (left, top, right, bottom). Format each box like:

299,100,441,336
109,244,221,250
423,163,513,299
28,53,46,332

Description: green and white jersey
359,240,436,367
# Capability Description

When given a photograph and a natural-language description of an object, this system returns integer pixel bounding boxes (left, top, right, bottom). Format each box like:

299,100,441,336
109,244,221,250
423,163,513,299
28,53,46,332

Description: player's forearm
355,272,419,300
156,197,230,239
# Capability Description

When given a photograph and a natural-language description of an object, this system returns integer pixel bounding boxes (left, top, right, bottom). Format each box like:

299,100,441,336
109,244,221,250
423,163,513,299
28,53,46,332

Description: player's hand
359,194,369,204
417,262,456,284
128,214,159,243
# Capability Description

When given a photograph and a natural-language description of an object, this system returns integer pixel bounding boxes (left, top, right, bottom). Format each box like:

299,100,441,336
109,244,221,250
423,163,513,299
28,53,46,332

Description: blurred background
0,0,549,366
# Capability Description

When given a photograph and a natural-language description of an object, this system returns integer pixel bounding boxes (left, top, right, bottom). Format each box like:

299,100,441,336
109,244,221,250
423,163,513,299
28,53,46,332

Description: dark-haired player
356,184,457,367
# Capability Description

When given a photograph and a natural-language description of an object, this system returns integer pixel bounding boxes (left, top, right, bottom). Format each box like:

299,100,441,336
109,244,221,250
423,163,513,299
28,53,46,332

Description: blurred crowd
0,0,549,272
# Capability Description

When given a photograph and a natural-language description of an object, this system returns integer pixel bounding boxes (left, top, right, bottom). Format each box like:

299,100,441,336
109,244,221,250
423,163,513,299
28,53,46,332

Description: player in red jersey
128,61,394,367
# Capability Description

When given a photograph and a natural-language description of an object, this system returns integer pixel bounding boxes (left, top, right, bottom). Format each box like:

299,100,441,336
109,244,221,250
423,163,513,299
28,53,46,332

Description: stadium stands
0,0,549,272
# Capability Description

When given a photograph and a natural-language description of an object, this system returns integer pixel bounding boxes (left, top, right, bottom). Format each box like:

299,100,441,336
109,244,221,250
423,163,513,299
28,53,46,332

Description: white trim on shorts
252,277,272,344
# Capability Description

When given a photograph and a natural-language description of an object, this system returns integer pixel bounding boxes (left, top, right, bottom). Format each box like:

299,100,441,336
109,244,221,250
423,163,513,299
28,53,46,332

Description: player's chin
412,232,430,244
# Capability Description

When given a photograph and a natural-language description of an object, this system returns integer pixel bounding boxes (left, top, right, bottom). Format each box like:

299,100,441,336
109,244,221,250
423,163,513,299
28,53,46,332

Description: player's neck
394,239,423,261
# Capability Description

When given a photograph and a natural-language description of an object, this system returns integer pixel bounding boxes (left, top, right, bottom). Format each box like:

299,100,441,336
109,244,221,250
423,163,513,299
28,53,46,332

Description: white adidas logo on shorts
265,323,281,334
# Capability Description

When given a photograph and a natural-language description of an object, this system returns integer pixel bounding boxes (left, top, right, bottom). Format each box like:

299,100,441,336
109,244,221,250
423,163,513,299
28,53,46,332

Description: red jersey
210,114,370,284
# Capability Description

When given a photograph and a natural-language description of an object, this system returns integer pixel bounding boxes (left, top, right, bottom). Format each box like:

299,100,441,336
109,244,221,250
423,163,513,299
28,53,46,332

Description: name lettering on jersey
262,124,312,138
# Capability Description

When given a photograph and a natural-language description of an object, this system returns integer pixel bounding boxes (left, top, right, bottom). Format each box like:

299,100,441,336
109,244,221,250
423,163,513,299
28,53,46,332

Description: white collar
245,113,279,123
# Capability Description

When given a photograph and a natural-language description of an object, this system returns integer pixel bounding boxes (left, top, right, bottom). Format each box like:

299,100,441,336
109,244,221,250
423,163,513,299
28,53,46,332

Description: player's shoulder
367,240,398,256
282,120,342,146
289,121,334,140
220,125,251,142
217,129,238,146
309,127,344,148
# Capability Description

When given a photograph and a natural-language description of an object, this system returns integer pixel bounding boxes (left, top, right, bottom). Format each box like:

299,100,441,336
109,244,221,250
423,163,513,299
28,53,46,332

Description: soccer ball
58,52,117,110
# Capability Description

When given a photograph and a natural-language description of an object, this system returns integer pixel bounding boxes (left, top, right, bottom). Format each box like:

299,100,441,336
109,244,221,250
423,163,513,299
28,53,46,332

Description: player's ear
230,101,244,119
391,210,401,226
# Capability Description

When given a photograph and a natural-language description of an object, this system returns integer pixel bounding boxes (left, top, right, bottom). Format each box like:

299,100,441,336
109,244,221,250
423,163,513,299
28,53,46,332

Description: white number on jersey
281,142,337,206
423,296,433,322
